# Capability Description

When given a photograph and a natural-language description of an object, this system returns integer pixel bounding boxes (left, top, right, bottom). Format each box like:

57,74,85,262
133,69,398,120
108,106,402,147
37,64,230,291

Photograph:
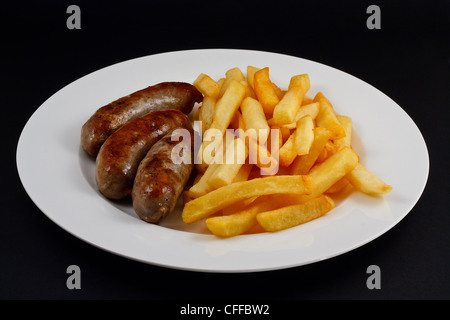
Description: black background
2,0,449,303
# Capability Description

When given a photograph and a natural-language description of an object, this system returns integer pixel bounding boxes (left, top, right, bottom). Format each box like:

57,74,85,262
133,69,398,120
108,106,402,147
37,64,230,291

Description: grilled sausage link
95,110,191,200
81,82,202,156
132,128,194,224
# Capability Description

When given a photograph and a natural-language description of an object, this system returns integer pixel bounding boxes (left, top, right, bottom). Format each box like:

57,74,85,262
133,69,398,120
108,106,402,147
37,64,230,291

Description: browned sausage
81,82,202,157
95,110,191,200
132,128,194,224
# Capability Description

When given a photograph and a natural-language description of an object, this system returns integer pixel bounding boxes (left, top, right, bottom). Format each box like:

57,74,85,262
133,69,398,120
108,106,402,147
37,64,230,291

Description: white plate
16,49,429,272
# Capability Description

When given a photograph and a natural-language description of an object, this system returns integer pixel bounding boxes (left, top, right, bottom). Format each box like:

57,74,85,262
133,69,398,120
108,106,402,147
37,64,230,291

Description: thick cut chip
253,67,280,117
290,127,331,175
272,74,310,125
314,92,346,140
325,178,350,194
346,163,392,195
206,195,281,237
240,97,270,145
188,162,220,198
200,79,246,162
246,66,260,89
207,135,248,189
278,134,297,167
268,102,319,129
294,115,314,155
334,115,352,150
193,73,220,98
182,175,313,224
198,96,216,135
219,67,246,98
307,146,359,198
256,195,335,232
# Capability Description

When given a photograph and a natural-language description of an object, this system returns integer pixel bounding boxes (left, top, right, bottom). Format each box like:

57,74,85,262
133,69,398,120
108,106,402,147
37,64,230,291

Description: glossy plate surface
16,49,429,272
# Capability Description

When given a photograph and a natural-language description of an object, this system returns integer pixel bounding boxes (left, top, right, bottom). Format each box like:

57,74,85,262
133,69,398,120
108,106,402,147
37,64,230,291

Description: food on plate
81,82,202,156
132,127,194,223
271,74,310,125
253,67,280,117
346,163,393,195
95,110,192,200
82,66,392,235
182,175,312,224
186,66,392,237
256,195,335,232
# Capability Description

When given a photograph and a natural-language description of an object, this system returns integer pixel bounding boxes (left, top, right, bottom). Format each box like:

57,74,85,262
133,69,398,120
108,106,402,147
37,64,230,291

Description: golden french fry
198,96,216,135
217,77,225,90
256,195,335,232
306,146,359,198
290,127,331,175
272,74,310,125
182,175,313,224
294,115,314,155
207,135,248,189
334,115,352,150
314,92,346,140
241,80,257,99
320,140,338,162
232,163,254,182
200,79,246,160
246,66,260,89
219,67,246,98
240,97,270,145
313,91,334,109
193,73,207,87
254,67,280,117
229,110,242,130
208,79,245,133
188,162,220,198
268,102,320,129
278,133,297,167
193,73,220,98
315,147,328,164
248,138,279,175
271,82,285,100
248,66,283,97
266,127,281,164
221,196,258,215
325,178,350,194
206,195,282,237
302,97,313,105
346,163,392,195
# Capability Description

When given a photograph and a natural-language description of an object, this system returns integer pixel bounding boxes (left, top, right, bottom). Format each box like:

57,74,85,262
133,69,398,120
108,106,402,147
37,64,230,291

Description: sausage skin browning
132,128,194,224
95,110,191,200
81,82,202,156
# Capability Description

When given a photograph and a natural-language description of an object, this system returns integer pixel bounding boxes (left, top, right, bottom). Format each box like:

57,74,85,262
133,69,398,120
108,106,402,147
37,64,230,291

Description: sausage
132,128,194,224
81,82,202,157
95,110,191,200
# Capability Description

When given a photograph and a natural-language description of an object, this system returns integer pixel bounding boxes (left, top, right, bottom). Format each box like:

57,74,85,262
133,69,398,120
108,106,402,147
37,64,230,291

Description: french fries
206,195,280,237
253,67,280,117
187,66,392,237
314,92,346,140
293,115,314,155
182,175,313,224
240,97,270,145
346,163,392,195
306,146,359,199
193,73,220,98
272,74,310,125
256,195,334,232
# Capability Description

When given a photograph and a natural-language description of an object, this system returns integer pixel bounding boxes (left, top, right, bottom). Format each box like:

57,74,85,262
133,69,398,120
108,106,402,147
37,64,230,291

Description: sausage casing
132,128,194,224
81,82,202,156
95,110,191,200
